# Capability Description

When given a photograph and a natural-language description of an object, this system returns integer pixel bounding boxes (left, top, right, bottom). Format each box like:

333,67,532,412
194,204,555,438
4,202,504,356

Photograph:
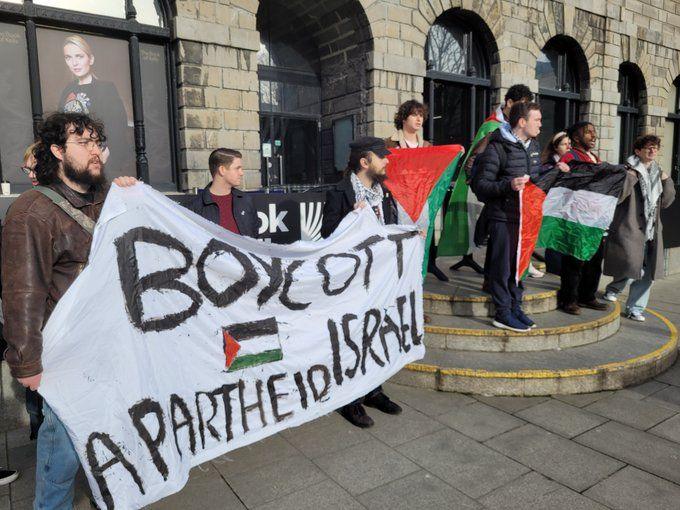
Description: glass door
260,115,320,188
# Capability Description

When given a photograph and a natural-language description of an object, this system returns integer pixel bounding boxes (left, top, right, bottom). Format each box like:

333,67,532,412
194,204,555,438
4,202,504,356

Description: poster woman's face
63,43,93,78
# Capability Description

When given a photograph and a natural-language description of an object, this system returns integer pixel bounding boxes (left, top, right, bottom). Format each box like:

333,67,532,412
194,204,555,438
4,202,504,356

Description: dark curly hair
33,112,106,186
567,121,594,151
394,100,428,130
633,134,661,151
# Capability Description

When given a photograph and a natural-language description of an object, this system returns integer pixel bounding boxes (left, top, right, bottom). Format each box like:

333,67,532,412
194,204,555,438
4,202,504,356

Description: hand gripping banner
38,184,425,509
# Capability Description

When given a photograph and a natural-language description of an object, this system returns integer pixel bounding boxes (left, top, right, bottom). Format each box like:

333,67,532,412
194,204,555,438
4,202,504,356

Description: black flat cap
349,136,390,158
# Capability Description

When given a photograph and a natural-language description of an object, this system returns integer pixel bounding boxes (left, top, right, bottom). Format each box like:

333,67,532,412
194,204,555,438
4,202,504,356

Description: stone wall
172,0,680,189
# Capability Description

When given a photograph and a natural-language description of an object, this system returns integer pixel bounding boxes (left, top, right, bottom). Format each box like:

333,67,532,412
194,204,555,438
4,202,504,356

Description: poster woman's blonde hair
63,35,97,78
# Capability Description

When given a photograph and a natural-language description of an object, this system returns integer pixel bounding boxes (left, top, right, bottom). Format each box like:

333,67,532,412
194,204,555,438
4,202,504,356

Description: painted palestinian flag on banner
384,145,465,275
515,163,627,283
438,113,503,256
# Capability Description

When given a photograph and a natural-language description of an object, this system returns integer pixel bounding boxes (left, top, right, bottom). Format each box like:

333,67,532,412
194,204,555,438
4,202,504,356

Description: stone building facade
173,0,680,182
171,0,680,270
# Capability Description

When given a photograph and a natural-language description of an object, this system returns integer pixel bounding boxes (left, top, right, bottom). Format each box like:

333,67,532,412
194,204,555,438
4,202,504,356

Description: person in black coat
187,148,258,237
472,102,543,333
320,136,402,428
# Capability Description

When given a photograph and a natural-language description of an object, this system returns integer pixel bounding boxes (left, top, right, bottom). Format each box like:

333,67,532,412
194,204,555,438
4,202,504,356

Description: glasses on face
20,165,34,176
644,145,659,152
65,139,104,152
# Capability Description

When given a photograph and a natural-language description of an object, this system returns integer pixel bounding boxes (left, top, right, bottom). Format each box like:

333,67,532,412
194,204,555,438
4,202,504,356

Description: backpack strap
33,186,95,236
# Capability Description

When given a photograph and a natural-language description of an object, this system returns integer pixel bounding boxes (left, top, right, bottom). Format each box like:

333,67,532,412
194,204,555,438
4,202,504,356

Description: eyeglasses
65,140,104,152
20,165,33,176
643,146,659,152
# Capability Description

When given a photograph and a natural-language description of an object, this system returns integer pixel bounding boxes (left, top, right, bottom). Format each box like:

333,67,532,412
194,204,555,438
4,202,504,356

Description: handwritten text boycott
38,185,425,509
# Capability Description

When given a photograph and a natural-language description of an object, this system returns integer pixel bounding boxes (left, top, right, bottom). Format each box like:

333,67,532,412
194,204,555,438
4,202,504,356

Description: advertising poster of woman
37,29,135,178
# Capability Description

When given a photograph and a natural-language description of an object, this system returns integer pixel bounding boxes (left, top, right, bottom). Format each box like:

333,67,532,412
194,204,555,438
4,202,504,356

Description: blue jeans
34,402,81,510
605,244,654,315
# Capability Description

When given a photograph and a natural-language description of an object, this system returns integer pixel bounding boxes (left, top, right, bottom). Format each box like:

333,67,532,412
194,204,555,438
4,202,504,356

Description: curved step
394,309,678,396
424,271,558,317
425,303,620,352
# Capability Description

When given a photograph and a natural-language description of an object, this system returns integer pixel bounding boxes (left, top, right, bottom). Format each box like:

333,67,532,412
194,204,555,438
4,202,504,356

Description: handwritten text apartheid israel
38,184,425,509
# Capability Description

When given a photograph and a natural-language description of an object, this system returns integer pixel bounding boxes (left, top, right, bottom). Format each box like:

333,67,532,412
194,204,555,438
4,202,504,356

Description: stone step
394,309,677,396
424,270,558,317
425,303,620,352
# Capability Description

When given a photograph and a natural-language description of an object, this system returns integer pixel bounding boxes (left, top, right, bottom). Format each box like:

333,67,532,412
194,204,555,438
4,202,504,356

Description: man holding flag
320,136,403,428
439,84,534,281
471,102,542,332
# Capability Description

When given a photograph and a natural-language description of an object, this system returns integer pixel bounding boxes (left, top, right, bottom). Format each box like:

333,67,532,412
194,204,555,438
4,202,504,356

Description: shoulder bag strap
33,186,95,236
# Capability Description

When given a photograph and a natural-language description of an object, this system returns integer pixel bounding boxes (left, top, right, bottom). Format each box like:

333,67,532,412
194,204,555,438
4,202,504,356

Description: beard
63,154,107,191
367,167,387,184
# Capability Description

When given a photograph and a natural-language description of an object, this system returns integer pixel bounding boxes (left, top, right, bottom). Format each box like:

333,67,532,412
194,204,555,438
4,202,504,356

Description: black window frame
535,39,584,133
617,62,645,164
0,0,179,190
424,12,492,146
667,78,680,186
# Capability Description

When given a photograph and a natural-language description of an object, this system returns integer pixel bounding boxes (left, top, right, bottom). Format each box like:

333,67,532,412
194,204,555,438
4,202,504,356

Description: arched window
0,1,175,192
666,78,680,184
257,0,372,189
662,77,680,248
424,10,495,146
617,62,646,162
535,36,588,149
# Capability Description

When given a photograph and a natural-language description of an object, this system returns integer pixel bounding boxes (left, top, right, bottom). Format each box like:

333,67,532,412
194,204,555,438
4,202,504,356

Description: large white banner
39,184,425,509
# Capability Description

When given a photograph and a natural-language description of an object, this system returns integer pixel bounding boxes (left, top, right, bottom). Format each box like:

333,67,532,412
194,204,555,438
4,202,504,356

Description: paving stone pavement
1,276,680,509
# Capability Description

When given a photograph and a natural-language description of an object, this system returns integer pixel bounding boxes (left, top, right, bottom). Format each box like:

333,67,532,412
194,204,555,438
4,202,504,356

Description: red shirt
210,192,240,234
560,148,600,164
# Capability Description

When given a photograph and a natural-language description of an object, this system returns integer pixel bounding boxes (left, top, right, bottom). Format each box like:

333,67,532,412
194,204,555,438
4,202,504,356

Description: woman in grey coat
603,134,676,321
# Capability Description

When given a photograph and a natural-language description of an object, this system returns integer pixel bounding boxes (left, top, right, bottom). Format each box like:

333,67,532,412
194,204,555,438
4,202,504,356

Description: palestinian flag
438,112,503,256
384,145,465,276
515,163,627,283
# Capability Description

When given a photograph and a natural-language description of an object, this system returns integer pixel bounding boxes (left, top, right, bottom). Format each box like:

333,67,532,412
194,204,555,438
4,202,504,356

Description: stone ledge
394,308,678,396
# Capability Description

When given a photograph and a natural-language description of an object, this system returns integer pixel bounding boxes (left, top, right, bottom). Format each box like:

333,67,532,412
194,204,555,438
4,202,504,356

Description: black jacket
187,185,258,238
320,175,398,238
471,129,541,223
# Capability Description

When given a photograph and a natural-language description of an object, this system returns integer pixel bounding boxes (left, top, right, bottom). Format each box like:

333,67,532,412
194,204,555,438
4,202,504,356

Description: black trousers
349,385,383,406
487,220,523,315
559,240,605,306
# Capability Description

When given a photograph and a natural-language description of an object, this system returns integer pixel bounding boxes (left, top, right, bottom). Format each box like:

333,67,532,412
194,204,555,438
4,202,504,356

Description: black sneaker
513,309,536,329
338,403,374,428
0,469,18,486
364,391,403,415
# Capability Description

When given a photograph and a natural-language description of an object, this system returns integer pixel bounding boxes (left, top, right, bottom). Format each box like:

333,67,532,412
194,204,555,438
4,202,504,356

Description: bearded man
320,136,403,428
1,112,136,508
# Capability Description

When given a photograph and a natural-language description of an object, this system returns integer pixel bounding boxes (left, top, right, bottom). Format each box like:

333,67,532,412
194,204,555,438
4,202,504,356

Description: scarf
626,155,663,241
391,129,425,148
350,172,385,224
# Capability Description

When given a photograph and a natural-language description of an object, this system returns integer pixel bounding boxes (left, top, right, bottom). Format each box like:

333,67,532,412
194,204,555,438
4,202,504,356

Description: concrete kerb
424,289,557,317
424,302,621,352
396,308,678,396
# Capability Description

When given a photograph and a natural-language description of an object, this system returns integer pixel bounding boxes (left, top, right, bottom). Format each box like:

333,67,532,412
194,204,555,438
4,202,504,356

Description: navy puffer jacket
471,128,542,223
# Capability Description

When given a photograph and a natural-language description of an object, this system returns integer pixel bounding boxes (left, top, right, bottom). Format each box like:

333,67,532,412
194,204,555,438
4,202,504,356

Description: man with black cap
320,136,402,428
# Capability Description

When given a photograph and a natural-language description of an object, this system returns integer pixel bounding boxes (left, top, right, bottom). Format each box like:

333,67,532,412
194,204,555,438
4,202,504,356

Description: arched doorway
535,35,589,149
257,0,372,189
423,9,497,146
617,62,646,162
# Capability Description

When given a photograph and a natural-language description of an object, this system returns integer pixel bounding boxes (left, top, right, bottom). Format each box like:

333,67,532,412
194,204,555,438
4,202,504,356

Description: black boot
364,391,402,415
338,403,374,428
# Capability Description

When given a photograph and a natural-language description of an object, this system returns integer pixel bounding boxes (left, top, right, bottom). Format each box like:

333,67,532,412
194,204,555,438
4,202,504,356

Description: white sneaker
625,311,645,322
528,264,544,278
603,292,618,302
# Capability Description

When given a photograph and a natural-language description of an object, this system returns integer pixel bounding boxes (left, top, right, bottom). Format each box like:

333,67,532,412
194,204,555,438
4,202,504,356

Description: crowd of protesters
0,79,676,505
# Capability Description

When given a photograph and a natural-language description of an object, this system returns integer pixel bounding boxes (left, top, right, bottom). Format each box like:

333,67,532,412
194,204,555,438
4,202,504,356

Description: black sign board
250,192,326,244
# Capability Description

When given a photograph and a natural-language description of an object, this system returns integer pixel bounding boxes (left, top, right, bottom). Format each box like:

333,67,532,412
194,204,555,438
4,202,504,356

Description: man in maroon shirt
188,148,258,237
